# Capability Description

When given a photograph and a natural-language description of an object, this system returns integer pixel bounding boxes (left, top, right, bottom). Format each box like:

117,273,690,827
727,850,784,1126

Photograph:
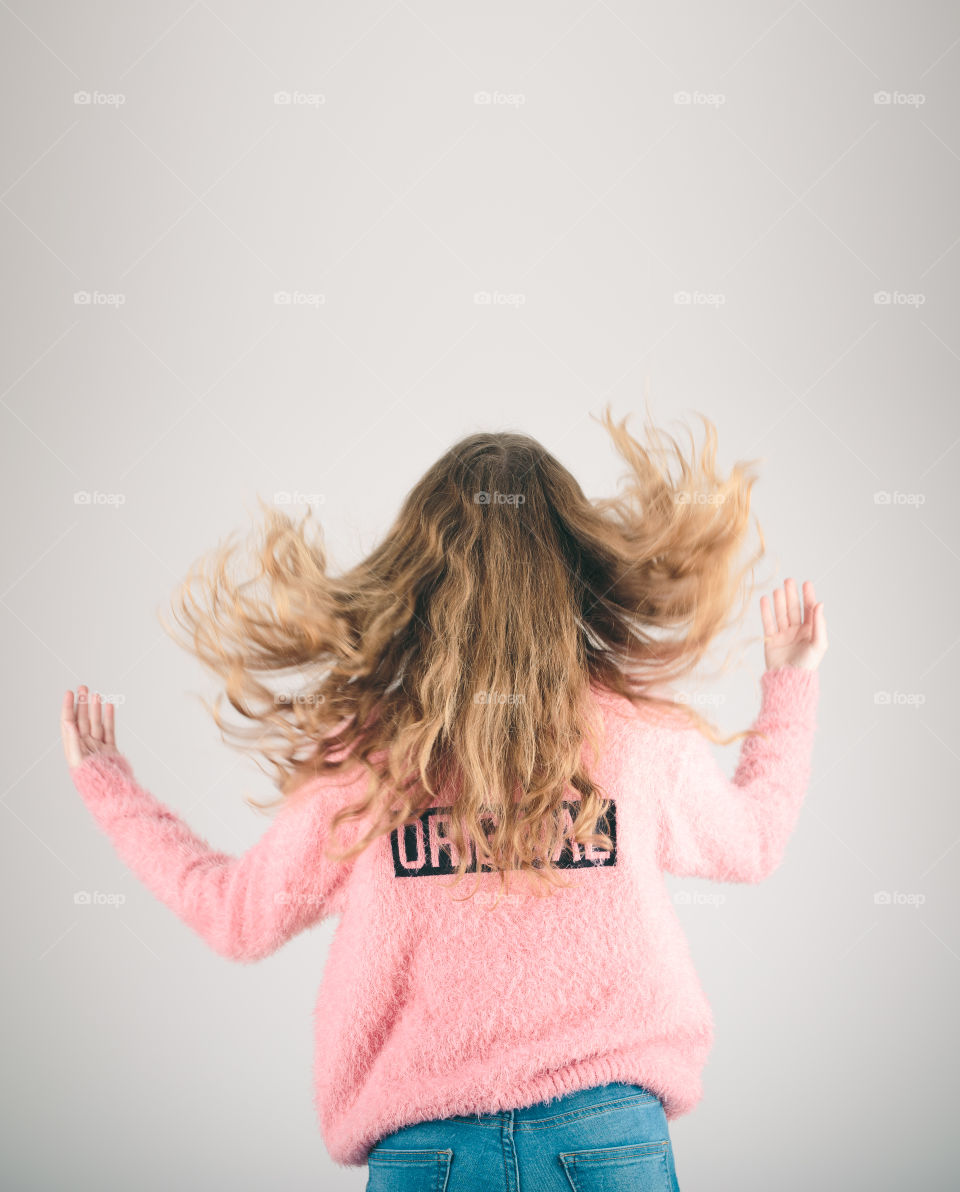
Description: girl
61,406,826,1192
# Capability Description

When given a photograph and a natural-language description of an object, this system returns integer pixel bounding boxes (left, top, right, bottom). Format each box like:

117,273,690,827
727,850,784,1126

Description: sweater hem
325,1044,707,1167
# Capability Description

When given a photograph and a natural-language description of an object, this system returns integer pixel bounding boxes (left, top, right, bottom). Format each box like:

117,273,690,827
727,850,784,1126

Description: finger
89,691,102,740
812,602,828,650
785,577,801,626
61,690,81,765
802,580,817,624
760,595,777,637
773,587,789,633
76,685,90,737
103,700,116,749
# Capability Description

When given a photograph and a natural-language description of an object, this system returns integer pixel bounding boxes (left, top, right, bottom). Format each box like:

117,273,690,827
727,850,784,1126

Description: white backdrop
2,2,957,1189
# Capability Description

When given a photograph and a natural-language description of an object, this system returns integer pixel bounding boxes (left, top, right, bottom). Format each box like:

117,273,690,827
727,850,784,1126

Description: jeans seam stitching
516,1093,660,1131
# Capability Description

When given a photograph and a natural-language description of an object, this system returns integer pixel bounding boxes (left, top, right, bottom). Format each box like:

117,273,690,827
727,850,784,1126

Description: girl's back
62,406,826,1183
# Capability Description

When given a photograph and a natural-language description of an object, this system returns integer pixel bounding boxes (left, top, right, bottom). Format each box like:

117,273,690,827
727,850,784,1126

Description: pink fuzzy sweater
70,665,819,1167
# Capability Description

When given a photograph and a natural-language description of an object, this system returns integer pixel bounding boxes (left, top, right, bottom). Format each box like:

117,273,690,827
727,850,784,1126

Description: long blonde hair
160,404,765,901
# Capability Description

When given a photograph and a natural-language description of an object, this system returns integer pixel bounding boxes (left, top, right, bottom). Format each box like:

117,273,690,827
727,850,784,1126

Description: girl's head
162,404,763,899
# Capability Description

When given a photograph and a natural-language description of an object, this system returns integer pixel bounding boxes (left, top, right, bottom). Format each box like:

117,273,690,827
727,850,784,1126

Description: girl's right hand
61,685,122,771
760,578,828,672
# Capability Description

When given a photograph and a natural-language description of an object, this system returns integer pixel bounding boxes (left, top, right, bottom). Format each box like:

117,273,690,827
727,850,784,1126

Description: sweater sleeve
69,752,354,962
656,665,820,883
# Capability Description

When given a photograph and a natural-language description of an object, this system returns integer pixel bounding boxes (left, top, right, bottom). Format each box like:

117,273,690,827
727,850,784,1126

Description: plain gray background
2,2,958,1189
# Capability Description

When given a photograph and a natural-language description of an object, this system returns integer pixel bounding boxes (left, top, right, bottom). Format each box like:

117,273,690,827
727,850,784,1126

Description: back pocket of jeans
365,1147,453,1192
559,1140,671,1192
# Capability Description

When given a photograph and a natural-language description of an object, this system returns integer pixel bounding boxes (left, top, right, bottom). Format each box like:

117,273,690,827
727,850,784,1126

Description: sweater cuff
759,665,819,725
70,753,137,801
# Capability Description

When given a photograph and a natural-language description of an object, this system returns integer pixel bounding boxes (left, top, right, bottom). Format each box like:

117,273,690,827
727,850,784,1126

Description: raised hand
759,578,828,672
61,685,121,770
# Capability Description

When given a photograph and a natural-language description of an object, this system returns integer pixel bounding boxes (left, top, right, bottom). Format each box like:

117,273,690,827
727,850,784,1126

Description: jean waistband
450,1081,658,1124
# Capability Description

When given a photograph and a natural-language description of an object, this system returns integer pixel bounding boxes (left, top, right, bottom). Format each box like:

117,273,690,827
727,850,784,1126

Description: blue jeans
365,1081,682,1191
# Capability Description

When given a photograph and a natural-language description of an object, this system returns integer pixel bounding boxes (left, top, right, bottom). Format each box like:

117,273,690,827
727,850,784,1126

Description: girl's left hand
760,578,828,672
61,686,121,770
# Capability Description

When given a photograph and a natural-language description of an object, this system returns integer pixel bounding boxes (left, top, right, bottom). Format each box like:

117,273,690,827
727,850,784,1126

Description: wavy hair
160,404,765,903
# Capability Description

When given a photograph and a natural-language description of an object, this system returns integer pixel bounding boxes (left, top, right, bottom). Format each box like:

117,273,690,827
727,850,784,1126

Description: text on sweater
389,798,617,877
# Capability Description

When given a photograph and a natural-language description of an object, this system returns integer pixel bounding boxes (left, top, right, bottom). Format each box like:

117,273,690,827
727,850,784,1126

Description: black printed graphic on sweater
389,799,617,877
